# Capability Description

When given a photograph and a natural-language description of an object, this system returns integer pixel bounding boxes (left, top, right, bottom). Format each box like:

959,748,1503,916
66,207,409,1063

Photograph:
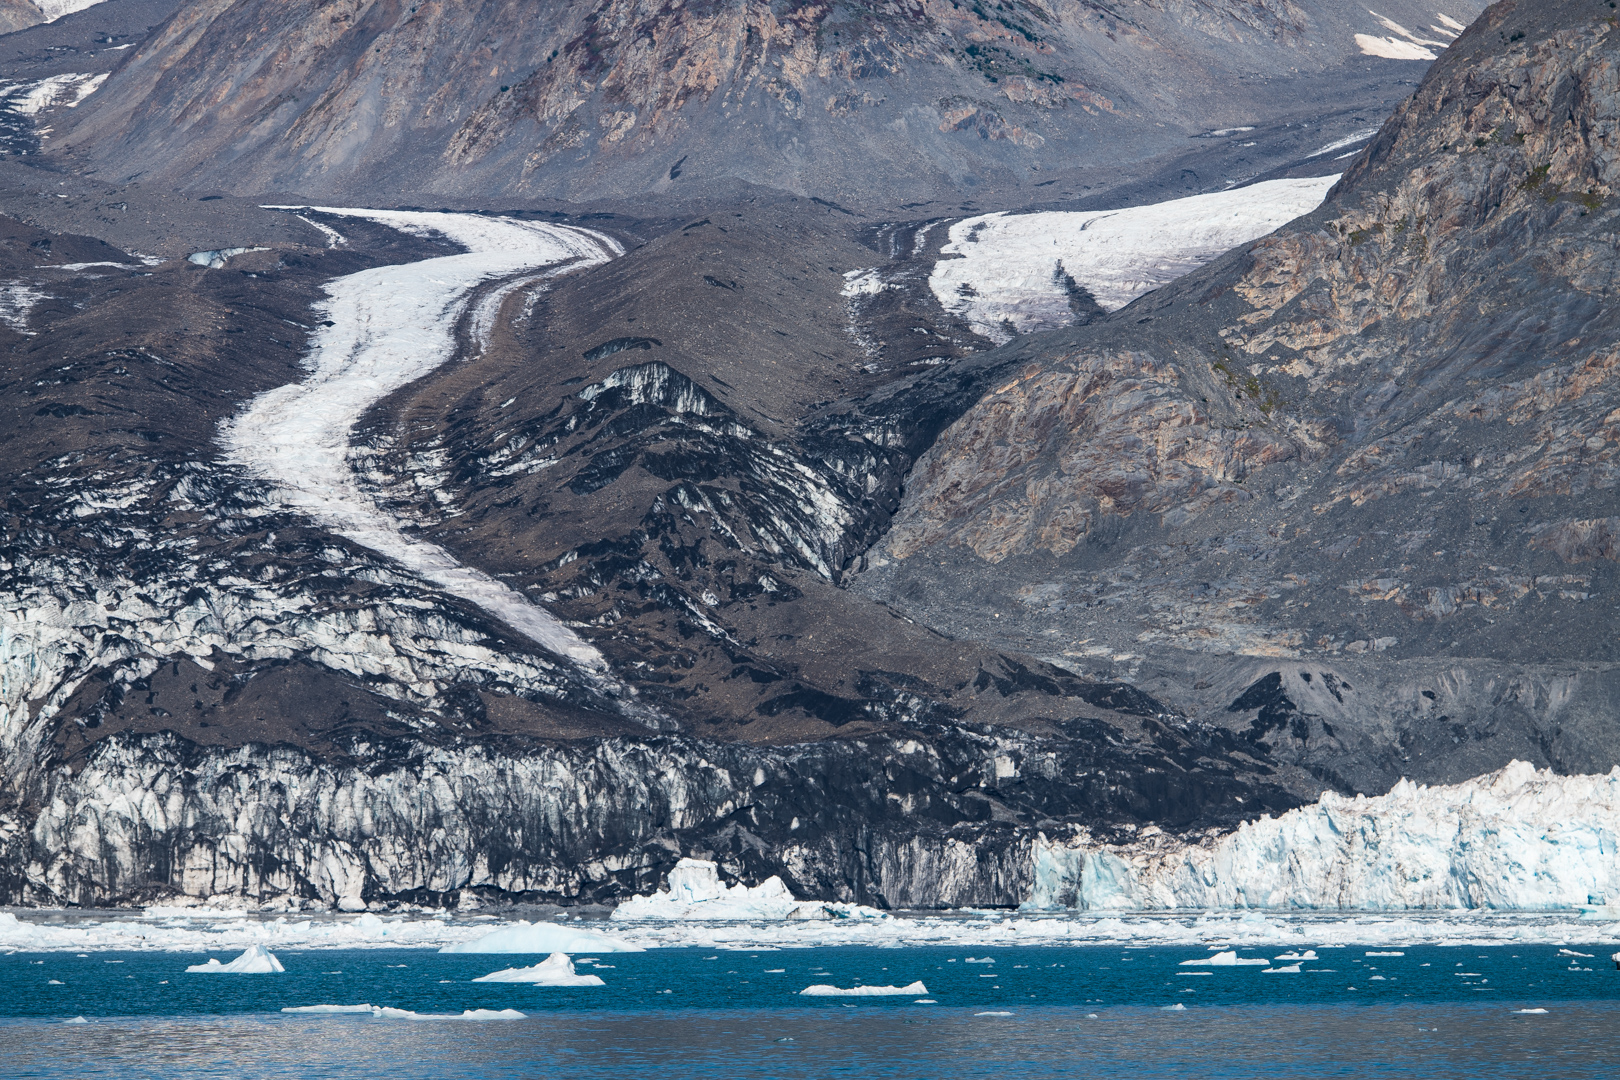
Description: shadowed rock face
854,0,1620,790
56,0,1480,205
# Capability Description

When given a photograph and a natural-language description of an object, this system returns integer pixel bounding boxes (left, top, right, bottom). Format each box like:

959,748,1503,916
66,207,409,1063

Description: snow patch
929,176,1338,342
187,247,268,269
185,944,284,973
1355,35,1437,60
1,72,106,116
0,283,47,334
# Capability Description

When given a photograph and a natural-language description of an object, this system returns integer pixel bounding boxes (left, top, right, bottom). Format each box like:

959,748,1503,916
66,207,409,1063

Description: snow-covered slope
929,176,1340,343
223,210,621,672
1027,762,1620,912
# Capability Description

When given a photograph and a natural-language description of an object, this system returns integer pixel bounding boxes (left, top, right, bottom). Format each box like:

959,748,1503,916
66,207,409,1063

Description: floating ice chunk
975,1011,1013,1016
799,981,928,996
1557,949,1593,958
1161,1003,1187,1011
48,980,63,985
1263,964,1302,973
612,859,889,922
282,1004,377,1014
186,945,284,973
1513,1008,1549,1015
964,957,995,964
1366,951,1405,957
1274,951,1318,961
1179,951,1269,967
914,998,937,1004
187,247,268,269
440,922,640,954
472,952,604,986
62,1016,87,1024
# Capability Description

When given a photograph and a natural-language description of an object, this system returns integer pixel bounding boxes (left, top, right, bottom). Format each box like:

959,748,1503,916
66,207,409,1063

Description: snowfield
224,209,621,672
929,176,1340,343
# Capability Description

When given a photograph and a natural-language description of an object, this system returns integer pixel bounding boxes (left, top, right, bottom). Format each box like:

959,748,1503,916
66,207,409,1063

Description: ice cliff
1026,761,1620,912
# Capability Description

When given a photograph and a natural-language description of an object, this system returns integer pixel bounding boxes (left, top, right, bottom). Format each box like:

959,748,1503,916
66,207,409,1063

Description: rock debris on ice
610,859,888,922
472,952,605,986
1025,761,1620,912
185,944,284,973
928,176,1339,342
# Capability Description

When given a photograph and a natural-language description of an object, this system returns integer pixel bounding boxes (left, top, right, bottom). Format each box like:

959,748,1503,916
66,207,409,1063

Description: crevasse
1026,761,1620,912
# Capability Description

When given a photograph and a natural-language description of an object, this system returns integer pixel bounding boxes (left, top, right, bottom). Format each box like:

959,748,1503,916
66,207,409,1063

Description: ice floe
282,1004,524,1020
226,208,622,674
1026,762,1620,913
471,952,604,986
440,921,642,954
185,944,284,973
1179,951,1269,967
799,981,928,996
928,176,1338,342
610,859,889,922
1262,963,1301,973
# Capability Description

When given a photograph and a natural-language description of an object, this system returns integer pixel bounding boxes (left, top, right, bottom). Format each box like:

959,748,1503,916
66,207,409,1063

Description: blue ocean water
1,944,1616,1078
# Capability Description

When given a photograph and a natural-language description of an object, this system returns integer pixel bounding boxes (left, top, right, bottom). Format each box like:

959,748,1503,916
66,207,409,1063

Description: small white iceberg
799,981,928,997
62,1016,88,1024
187,247,269,269
1263,964,1302,974
440,922,640,954
1513,1008,1549,1015
1179,951,1268,967
964,957,995,964
472,952,604,987
974,1011,1013,1017
186,945,284,974
1161,1003,1187,1011
1366,951,1405,957
612,859,888,922
1275,951,1318,961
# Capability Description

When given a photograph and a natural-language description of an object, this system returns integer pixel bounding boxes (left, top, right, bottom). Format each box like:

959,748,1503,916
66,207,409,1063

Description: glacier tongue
1026,761,1620,912
227,209,622,672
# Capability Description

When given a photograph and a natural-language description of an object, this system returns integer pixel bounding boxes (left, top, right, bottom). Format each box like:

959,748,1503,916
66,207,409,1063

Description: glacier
226,208,622,674
928,176,1340,343
1024,761,1620,913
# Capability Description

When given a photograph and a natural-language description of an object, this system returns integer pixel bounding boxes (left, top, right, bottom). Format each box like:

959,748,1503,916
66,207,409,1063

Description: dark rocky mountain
57,0,1479,207
1,0,1611,912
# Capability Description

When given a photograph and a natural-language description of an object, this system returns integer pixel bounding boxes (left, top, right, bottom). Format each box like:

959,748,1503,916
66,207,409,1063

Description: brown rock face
55,0,1479,204
851,0,1620,787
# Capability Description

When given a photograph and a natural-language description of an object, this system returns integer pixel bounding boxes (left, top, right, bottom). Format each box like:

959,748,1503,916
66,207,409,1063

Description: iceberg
799,981,928,996
471,952,604,986
1179,951,1269,967
439,922,640,954
281,1004,377,1014
1026,762,1620,912
610,859,888,922
185,945,284,973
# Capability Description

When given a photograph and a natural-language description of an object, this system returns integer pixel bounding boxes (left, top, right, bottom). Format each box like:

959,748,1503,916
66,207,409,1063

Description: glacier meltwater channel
223,209,621,671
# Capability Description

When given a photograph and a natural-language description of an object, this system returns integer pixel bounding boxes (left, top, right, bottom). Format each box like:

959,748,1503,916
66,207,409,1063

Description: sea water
2,944,1616,1078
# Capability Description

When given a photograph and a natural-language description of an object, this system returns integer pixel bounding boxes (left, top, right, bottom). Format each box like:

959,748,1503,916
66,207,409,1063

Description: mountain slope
56,0,1480,205
854,0,1620,791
